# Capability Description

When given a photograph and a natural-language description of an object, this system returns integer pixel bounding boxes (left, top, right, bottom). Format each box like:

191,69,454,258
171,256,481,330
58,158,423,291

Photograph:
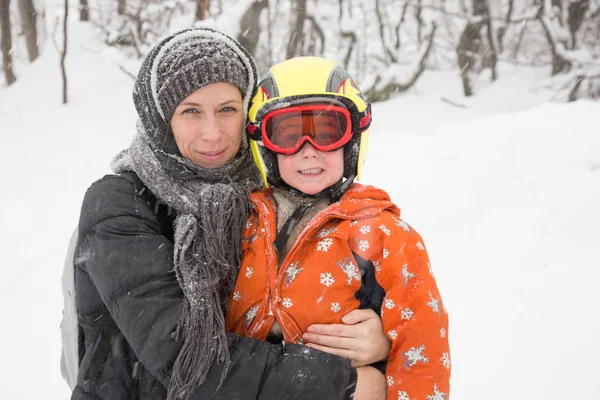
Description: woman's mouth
199,149,226,160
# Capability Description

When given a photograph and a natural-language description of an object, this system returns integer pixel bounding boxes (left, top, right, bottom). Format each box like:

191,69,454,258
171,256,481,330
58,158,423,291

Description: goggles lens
262,105,352,154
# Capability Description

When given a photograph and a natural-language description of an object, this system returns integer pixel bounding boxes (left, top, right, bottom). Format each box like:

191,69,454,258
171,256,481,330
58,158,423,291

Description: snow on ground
1,17,599,400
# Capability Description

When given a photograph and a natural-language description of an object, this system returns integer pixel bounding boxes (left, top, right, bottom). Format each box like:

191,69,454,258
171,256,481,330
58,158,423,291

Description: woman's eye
221,106,237,113
182,108,198,114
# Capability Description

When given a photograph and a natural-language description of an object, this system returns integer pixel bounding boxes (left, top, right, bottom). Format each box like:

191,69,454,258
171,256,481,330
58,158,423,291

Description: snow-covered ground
1,17,599,400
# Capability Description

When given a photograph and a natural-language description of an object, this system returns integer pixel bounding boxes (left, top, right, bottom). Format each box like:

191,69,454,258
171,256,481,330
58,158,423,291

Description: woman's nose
199,116,220,141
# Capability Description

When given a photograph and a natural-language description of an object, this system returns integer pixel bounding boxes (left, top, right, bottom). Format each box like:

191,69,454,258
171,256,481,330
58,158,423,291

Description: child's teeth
301,168,323,175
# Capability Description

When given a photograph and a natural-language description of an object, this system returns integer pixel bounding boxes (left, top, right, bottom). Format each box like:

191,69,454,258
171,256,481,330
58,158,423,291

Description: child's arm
352,212,451,400
302,308,391,367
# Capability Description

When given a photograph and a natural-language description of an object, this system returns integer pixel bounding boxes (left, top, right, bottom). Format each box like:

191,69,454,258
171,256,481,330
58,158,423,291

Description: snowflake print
440,328,446,338
416,241,425,250
350,220,358,227
245,266,253,278
403,345,429,368
317,238,333,252
394,217,412,232
232,292,241,302
402,263,416,285
379,224,391,236
244,305,260,327
441,353,451,370
398,391,411,400
282,298,293,308
359,225,371,235
383,249,389,259
359,240,369,252
384,298,396,310
388,330,398,340
245,220,253,229
331,302,341,313
316,227,337,238
284,263,304,287
426,384,447,400
320,272,335,287
338,259,361,285
401,307,414,320
373,260,381,273
427,291,441,315
387,376,394,387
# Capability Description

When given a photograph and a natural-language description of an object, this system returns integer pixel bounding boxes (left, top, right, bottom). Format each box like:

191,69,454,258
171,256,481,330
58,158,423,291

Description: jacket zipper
130,361,142,400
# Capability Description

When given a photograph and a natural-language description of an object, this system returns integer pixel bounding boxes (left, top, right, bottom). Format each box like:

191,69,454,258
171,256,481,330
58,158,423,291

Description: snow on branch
364,23,437,102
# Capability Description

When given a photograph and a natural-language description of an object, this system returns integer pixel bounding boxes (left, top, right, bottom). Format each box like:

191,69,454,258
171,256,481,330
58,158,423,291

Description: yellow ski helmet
247,56,371,188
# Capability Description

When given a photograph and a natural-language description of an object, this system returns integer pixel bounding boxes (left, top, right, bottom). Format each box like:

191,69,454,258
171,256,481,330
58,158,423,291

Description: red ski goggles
252,105,355,155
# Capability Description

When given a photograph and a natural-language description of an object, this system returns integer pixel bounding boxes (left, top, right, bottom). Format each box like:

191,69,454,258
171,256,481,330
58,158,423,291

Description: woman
72,28,387,400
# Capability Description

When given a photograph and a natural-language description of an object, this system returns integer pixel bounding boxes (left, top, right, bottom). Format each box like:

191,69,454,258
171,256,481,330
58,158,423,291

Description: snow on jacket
225,183,451,400
72,173,357,400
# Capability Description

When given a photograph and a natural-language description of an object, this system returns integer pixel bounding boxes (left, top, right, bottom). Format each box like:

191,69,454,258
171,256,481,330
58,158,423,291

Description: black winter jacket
72,173,357,400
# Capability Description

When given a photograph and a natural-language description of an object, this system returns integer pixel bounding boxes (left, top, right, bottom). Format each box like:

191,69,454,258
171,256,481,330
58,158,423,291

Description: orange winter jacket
225,183,451,400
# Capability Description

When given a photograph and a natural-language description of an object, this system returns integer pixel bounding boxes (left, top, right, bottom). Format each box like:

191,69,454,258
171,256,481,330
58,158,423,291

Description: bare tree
537,1,570,75
305,15,324,55
195,0,210,21
237,0,268,58
61,0,68,103
0,0,16,85
456,0,498,96
415,0,423,44
496,0,514,52
365,23,438,102
18,0,39,61
375,0,398,63
118,0,126,15
286,0,307,59
79,0,89,21
567,0,589,49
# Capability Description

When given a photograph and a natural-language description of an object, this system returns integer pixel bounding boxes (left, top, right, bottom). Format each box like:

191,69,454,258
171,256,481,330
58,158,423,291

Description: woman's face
170,82,244,168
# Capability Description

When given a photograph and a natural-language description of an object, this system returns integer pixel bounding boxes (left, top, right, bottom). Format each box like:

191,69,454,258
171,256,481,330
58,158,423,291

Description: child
225,57,450,400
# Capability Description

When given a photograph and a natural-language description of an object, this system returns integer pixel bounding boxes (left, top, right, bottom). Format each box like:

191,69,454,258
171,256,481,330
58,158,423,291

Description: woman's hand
302,309,391,367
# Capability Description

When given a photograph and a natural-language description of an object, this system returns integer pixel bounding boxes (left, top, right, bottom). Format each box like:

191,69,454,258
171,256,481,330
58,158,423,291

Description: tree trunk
455,0,497,96
61,0,68,103
456,18,484,97
195,0,210,21
18,0,39,61
237,0,268,58
339,30,356,70
375,0,397,63
79,0,88,21
497,0,513,52
567,0,589,49
286,0,307,59
0,0,16,85
484,5,498,81
537,6,571,75
118,0,126,15
415,0,423,44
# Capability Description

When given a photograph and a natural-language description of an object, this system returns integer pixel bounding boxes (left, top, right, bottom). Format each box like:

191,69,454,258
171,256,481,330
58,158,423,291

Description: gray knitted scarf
112,122,261,400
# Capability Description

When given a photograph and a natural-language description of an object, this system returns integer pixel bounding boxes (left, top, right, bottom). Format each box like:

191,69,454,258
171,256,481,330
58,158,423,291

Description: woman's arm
79,174,357,399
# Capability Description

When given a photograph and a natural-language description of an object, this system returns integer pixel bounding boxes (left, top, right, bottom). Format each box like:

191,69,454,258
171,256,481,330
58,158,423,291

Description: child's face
277,143,344,195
